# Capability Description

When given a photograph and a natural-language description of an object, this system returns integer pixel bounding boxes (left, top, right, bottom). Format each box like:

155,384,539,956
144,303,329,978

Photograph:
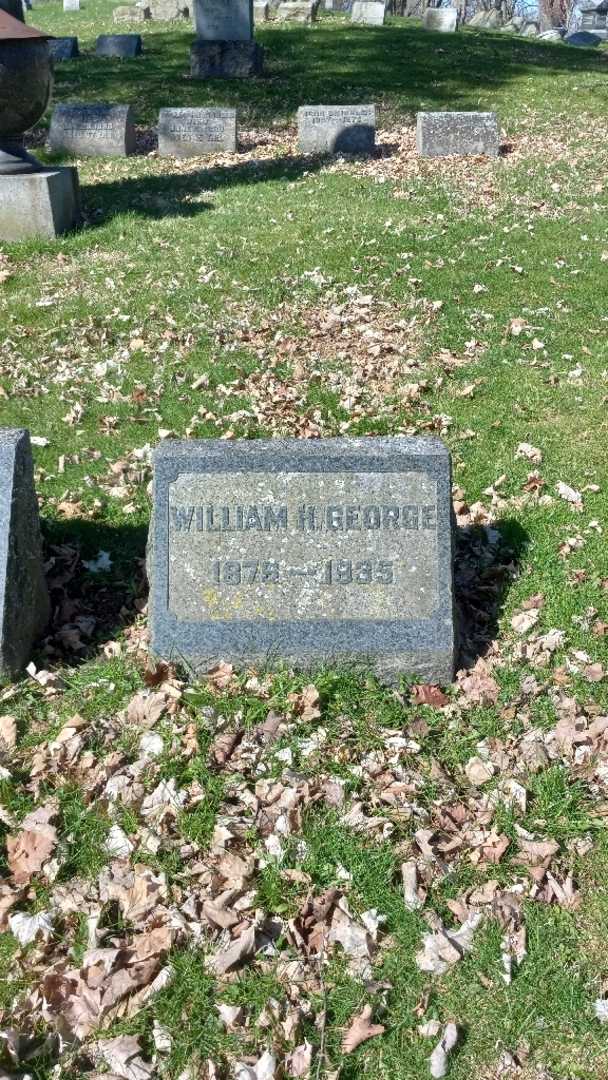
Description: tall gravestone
0,11,81,241
0,430,50,681
191,0,263,78
148,437,455,684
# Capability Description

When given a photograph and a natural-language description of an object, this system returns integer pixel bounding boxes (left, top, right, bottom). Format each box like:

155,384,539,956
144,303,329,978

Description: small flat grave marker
417,111,499,157
0,429,50,681
49,104,136,157
423,6,457,30
149,436,455,683
49,35,79,60
158,107,237,156
95,32,143,56
298,104,375,154
351,0,384,24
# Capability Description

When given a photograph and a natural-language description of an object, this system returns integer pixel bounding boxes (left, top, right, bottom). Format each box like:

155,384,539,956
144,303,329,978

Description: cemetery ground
1,7,608,1079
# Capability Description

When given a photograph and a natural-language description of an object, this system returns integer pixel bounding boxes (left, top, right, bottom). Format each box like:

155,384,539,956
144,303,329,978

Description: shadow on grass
455,517,529,670
36,512,528,682
47,21,608,126
79,151,326,222
39,517,148,667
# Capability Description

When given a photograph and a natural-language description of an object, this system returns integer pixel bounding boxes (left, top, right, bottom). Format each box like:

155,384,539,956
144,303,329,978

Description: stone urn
0,10,53,174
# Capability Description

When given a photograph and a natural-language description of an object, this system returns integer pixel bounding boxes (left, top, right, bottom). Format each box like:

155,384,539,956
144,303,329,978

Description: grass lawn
1,5,608,1078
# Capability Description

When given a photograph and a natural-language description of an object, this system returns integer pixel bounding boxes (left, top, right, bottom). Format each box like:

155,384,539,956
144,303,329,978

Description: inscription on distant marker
298,104,375,154
149,437,455,682
158,108,237,156
49,104,136,157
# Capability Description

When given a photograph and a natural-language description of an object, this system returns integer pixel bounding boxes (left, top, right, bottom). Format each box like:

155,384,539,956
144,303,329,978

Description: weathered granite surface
148,437,455,684
0,168,81,240
298,104,375,154
148,0,189,17
158,107,237,156
416,111,499,157
49,104,136,157
194,0,252,38
275,0,317,19
0,430,50,681
351,0,384,24
48,36,80,60
423,6,457,30
95,32,143,56
190,39,262,76
113,5,151,21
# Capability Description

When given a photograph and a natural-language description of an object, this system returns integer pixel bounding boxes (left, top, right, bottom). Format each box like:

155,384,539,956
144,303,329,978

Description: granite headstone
0,429,50,681
275,0,317,19
194,0,252,38
63,0,80,11
351,0,384,24
95,32,143,56
158,107,237,156
148,437,455,683
423,6,457,30
298,104,375,154
416,111,499,157
191,0,263,76
49,104,136,156
48,35,79,59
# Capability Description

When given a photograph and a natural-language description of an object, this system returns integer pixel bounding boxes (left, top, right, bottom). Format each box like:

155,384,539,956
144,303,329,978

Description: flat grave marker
158,107,237,156
49,104,136,157
298,104,375,154
95,32,143,56
149,437,455,683
48,35,79,59
0,429,50,680
417,111,499,157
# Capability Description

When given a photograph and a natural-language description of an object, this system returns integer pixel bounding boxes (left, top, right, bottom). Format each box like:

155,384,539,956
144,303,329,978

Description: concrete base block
190,40,264,78
0,167,81,242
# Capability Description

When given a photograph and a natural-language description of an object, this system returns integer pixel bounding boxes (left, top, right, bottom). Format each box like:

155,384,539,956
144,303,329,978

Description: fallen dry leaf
341,1004,385,1054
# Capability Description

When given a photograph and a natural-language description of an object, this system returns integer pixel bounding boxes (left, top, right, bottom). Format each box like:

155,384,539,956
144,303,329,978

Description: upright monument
0,10,81,240
190,0,263,78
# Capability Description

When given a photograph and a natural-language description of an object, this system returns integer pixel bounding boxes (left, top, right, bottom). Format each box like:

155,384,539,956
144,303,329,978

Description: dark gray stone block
148,436,455,684
0,168,81,241
49,36,80,61
298,104,375,155
0,430,50,681
158,107,237,156
49,104,136,157
95,33,143,57
416,111,499,157
565,30,601,45
190,39,263,77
